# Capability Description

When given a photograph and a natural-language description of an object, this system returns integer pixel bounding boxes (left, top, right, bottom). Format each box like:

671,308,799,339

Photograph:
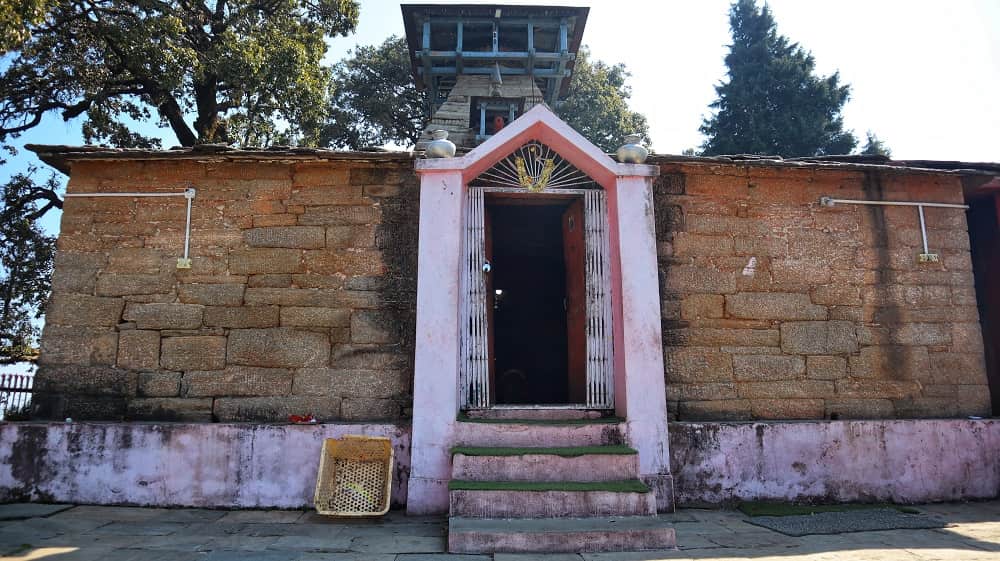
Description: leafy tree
321,41,649,152
700,0,856,157
0,171,57,364
0,0,51,51
321,35,428,150
0,0,360,149
556,47,650,153
860,131,892,158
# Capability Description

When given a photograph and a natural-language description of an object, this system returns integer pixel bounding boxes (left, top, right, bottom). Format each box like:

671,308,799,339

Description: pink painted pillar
407,160,466,514
613,169,673,510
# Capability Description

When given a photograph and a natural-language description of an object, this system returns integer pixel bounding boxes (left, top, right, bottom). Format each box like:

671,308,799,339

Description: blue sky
3,0,1000,238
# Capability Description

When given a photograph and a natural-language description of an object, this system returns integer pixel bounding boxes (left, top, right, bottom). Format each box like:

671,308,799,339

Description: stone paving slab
0,503,73,520
0,502,998,560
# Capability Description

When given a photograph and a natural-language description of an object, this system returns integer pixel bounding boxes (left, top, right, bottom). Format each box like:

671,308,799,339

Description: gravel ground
745,508,946,536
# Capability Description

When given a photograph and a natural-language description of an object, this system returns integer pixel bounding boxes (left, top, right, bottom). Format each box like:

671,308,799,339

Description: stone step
448,515,677,553
448,480,656,518
455,418,626,448
451,445,639,482
464,408,605,421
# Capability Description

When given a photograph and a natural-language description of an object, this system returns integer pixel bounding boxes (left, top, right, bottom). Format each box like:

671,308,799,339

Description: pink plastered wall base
0,422,410,508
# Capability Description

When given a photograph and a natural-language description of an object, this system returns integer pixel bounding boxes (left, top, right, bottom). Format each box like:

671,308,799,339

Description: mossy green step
448,479,650,493
451,445,637,457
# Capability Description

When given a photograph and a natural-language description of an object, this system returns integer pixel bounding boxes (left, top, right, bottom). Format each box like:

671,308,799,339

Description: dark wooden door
562,198,587,403
485,207,496,404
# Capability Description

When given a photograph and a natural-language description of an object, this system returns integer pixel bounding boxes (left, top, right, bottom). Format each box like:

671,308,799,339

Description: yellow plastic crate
313,435,393,517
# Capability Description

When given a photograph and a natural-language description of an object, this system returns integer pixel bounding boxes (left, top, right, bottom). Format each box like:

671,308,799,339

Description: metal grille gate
459,186,614,409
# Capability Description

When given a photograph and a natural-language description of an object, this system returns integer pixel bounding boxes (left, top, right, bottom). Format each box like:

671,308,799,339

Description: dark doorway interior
488,198,579,404
968,194,1000,415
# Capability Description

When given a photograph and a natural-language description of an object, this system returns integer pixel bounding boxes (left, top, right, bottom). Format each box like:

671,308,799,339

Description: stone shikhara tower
401,4,588,151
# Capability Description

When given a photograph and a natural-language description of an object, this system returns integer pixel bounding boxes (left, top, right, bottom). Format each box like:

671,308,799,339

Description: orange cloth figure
493,115,506,133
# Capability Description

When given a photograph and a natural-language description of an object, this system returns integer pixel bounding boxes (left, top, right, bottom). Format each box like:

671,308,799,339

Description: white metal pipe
820,197,969,210
917,205,930,255
64,188,197,268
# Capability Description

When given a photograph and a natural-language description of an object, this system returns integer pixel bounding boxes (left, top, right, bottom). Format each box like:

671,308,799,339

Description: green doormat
745,508,945,536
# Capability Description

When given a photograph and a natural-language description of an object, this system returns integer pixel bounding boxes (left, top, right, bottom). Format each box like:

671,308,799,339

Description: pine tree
700,0,856,157
860,131,892,158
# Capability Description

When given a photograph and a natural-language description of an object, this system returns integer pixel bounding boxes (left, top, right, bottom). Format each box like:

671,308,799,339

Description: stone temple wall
35,156,419,422
652,160,992,421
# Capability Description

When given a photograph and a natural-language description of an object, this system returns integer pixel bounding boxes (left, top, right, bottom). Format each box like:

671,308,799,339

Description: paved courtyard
0,501,997,561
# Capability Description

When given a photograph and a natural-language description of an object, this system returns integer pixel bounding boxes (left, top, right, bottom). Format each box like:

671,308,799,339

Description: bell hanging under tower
402,4,589,151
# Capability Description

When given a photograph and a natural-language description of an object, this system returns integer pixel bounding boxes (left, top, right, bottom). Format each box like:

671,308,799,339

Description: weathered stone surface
213,396,341,422
889,323,952,346
733,355,804,381
228,248,303,274
227,328,330,368
666,383,737,401
662,266,736,294
326,225,376,249
46,294,124,327
160,336,227,371
96,273,174,297
304,249,384,276
677,399,751,421
33,365,136,396
244,226,326,249
825,399,894,419
351,310,398,344
39,326,118,366
726,293,827,320
680,294,724,319
127,398,213,422
244,287,378,308
955,385,992,416
848,346,930,380
292,368,408,398
928,351,988,385
178,284,244,306
667,328,779,347
123,303,204,330
203,306,279,328
107,248,163,273
737,380,835,399
330,346,410,370
780,321,859,354
182,367,293,397
137,371,180,397
298,205,380,226
247,274,292,288
51,251,106,293
117,330,160,370
341,398,401,420
835,379,922,400
664,347,733,383
806,355,847,380
750,399,824,419
280,307,350,327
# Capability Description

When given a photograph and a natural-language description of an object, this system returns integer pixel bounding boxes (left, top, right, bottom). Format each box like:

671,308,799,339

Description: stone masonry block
780,321,858,354
178,284,245,306
928,351,988,385
96,273,175,297
733,355,805,381
304,249,384,276
848,345,930,380
326,225,376,249
806,355,847,380
351,310,398,344
750,399,824,420
662,266,736,295
666,328,779,347
116,330,160,370
664,347,733,383
726,293,827,321
203,306,279,328
825,399,894,419
123,303,204,330
213,396,341,422
107,248,164,274
889,323,952,346
33,365,137,396
160,336,227,371
666,383,738,401
280,307,351,327
39,326,118,366
244,226,326,249
228,328,330,368
137,371,180,397
228,248,303,275
736,380,835,399
677,399,751,421
341,398,400,421
835,379,922,400
127,398,213,422
680,295,725,320
182,366,293,397
45,294,124,327
292,368,408,398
